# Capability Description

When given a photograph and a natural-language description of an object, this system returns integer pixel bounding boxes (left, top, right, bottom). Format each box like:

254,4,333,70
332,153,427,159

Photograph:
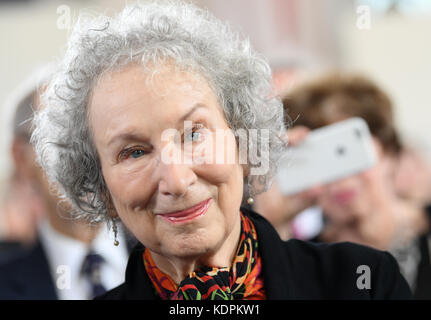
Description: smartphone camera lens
355,128,362,139
336,145,346,156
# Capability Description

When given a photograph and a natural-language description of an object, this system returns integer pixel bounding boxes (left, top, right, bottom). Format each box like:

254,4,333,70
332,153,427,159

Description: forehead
94,63,210,109
94,62,212,99
88,63,225,141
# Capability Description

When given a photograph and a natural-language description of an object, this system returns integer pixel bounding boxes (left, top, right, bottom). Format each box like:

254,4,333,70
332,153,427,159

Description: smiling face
88,63,244,262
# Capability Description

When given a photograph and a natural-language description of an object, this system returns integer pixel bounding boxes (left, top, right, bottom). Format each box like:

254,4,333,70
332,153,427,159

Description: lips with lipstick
157,198,212,223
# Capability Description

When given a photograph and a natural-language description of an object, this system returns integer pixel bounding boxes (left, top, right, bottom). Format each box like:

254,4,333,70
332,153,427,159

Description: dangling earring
112,218,119,246
246,181,254,205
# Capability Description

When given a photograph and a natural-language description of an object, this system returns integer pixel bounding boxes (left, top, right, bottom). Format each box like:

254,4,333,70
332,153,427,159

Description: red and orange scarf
143,212,265,300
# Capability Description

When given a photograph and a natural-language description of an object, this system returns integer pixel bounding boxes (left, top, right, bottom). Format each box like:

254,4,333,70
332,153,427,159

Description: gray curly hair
31,0,287,223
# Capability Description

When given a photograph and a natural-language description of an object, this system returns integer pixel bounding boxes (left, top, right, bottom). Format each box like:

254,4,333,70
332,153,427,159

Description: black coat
97,207,412,300
0,240,58,299
0,231,136,300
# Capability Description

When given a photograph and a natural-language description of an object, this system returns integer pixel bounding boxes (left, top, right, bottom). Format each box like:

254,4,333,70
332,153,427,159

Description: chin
165,224,225,259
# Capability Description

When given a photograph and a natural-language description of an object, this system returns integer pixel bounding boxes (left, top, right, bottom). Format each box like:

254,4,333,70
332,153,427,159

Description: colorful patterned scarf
143,212,265,300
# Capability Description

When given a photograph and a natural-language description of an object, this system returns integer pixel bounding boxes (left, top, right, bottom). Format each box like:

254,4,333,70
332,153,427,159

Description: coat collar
242,207,296,299
122,207,296,299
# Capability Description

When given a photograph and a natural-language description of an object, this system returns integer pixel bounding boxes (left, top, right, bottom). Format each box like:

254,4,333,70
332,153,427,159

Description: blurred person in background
0,74,49,262
393,145,431,299
0,68,133,299
254,73,431,298
394,146,431,205
0,175,45,246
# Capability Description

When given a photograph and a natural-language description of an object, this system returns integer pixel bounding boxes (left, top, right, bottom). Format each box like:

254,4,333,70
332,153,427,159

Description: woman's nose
157,161,197,198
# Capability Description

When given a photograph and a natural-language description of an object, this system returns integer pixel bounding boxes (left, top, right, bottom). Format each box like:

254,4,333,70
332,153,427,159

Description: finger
284,126,311,146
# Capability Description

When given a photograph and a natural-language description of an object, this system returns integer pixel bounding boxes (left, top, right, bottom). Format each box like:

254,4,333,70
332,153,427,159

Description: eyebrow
107,103,206,147
107,131,150,148
179,103,205,123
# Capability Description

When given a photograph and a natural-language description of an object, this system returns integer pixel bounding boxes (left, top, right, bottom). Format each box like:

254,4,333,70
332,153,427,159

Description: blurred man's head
0,77,50,242
11,83,54,204
4,68,99,244
12,90,42,182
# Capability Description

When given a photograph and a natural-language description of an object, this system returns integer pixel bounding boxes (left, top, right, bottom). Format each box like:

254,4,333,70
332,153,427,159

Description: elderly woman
31,1,410,299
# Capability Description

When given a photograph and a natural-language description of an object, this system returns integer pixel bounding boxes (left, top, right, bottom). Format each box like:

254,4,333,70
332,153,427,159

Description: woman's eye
130,149,145,158
184,124,205,142
185,131,201,142
118,148,147,162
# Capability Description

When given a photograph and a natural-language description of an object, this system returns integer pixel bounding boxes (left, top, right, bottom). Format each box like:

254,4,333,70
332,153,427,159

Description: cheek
108,158,154,194
101,162,157,220
194,131,244,206
196,163,239,185
194,162,244,214
107,179,160,249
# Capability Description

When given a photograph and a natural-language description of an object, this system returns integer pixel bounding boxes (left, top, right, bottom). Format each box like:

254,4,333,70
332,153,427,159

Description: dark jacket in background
97,207,412,300
0,232,136,300
0,240,57,299
0,241,27,265
416,204,431,298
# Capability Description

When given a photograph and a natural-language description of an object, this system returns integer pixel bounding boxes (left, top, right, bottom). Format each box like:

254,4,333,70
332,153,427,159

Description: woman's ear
11,137,39,181
106,201,119,219
108,210,119,219
103,191,119,219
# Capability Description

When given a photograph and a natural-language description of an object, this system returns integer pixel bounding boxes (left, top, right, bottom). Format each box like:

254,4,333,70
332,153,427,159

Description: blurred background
1,0,430,186
0,0,430,299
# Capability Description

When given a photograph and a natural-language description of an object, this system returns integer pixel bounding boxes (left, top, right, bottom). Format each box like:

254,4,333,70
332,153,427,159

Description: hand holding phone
277,117,378,196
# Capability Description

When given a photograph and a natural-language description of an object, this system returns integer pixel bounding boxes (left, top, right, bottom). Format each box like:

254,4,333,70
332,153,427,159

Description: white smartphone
276,117,377,195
